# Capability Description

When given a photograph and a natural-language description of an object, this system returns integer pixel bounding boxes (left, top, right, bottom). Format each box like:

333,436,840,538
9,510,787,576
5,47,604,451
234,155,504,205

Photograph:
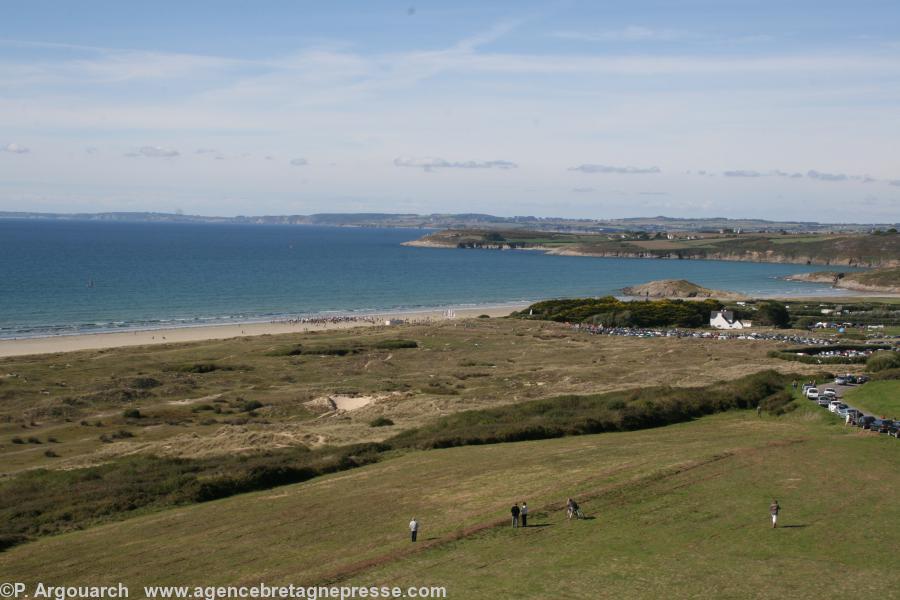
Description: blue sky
1,0,899,221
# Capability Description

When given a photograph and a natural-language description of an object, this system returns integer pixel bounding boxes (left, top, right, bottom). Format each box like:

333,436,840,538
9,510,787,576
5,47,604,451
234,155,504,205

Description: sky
1,0,899,222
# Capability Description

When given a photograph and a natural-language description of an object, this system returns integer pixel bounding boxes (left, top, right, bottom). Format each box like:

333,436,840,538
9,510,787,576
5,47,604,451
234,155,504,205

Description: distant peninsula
404,228,900,268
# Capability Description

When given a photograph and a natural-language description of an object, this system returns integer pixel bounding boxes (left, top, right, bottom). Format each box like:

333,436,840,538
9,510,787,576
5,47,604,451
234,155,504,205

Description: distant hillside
406,229,900,268
1,211,895,234
787,267,900,293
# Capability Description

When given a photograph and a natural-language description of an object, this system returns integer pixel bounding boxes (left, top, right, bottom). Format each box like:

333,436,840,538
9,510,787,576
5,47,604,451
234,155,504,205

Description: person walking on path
757,405,762,417
511,503,520,528
520,501,528,527
409,517,419,542
769,500,780,528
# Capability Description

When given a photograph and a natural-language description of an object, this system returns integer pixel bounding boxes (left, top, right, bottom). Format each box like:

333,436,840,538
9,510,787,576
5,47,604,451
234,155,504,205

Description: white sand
0,304,528,358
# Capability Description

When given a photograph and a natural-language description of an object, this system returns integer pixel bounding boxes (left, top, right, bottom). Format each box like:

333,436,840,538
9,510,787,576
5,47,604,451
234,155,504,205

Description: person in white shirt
409,518,419,542
520,501,528,527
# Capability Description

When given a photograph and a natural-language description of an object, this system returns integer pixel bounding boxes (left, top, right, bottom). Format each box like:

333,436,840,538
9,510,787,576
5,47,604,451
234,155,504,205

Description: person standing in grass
409,517,419,542
511,503,520,528
520,501,528,527
769,500,780,528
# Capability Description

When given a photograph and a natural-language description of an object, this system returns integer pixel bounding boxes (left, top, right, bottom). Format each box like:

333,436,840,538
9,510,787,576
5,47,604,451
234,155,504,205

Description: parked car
846,409,862,420
874,419,894,434
857,375,870,384
887,421,900,437
817,396,831,407
828,400,846,413
834,376,848,385
806,388,819,400
836,405,850,417
858,415,876,429
823,388,838,398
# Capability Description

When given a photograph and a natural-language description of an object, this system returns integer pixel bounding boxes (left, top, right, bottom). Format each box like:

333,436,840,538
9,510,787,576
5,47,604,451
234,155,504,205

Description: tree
866,351,900,372
755,301,791,328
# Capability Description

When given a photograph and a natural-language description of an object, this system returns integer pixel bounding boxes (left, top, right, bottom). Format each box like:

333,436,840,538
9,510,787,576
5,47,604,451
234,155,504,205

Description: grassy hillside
2,406,897,599
409,229,900,267
842,380,900,416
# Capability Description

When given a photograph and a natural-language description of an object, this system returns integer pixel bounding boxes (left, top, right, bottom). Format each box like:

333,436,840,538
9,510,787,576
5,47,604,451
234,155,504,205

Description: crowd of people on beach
271,315,383,326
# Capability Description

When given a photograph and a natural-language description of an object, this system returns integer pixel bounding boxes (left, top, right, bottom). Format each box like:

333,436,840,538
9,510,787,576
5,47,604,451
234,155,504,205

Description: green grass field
843,380,900,417
1,403,897,598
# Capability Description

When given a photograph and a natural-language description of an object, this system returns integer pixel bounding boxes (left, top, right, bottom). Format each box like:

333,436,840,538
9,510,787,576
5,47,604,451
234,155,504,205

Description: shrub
26,437,41,444
0,534,28,552
10,437,24,445
866,351,900,373
755,301,791,328
169,363,230,374
372,339,418,349
238,399,263,413
44,450,59,458
122,408,142,419
130,377,161,389
477,314,491,319
369,417,395,427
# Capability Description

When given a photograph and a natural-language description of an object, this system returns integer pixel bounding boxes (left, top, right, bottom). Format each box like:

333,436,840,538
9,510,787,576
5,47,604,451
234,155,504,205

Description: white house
710,310,751,330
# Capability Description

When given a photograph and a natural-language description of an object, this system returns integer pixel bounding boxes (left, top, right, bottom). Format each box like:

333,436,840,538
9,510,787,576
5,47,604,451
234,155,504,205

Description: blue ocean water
0,219,856,339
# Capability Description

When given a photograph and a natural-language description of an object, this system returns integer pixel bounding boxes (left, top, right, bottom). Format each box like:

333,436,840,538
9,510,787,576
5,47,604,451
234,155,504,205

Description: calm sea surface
0,220,856,338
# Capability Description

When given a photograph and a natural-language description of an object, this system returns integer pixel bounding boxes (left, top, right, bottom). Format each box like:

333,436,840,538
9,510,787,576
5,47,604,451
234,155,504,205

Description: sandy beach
0,304,529,358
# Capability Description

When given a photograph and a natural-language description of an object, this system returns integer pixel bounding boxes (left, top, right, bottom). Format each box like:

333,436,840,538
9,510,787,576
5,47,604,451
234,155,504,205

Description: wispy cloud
394,156,518,172
569,164,660,174
290,158,308,166
807,169,848,182
2,142,30,154
551,26,687,43
195,148,217,154
124,146,179,158
723,170,763,177
889,180,900,187
570,187,595,193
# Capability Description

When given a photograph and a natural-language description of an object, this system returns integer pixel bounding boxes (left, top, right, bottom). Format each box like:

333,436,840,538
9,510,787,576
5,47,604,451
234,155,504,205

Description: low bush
168,363,232,374
130,377,162,389
122,408,142,419
369,417,395,427
866,351,900,373
390,370,791,450
515,296,722,328
372,339,418,349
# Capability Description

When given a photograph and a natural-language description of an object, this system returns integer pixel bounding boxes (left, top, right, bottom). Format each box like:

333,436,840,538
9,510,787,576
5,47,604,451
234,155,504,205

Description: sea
0,219,859,339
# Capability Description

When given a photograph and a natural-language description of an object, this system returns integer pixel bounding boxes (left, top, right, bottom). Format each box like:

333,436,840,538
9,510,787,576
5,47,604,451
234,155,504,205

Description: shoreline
0,303,530,358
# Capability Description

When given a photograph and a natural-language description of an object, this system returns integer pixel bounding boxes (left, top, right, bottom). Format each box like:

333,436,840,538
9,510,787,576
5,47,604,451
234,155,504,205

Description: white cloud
394,156,518,172
124,146,179,158
723,170,763,177
569,164,660,174
3,142,30,154
551,26,687,43
807,169,848,182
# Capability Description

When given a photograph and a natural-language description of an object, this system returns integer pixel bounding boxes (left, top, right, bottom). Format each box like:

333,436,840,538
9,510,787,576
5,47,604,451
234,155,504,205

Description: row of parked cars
803,380,899,437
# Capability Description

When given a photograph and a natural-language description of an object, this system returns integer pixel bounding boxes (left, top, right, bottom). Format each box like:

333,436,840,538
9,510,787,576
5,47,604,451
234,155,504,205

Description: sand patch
168,393,223,406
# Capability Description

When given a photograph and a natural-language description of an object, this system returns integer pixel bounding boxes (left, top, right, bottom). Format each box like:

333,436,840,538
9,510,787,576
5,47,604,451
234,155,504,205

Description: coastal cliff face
404,230,900,269
787,268,900,293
